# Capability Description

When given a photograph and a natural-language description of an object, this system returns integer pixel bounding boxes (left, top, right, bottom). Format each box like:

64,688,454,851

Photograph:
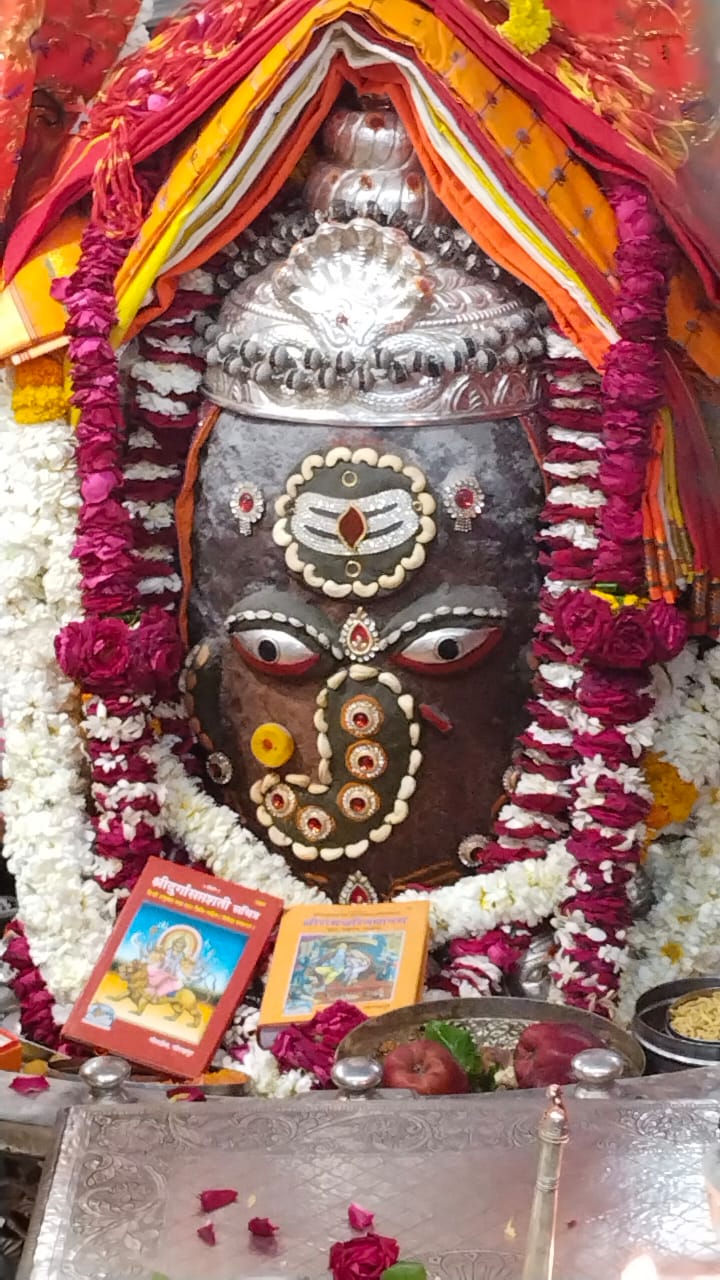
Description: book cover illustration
285,928,406,1016
260,901,429,1029
64,857,283,1078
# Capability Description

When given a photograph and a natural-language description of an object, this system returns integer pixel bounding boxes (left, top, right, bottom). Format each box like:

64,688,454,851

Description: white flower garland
616,643,720,1023
154,733,575,946
0,375,117,1012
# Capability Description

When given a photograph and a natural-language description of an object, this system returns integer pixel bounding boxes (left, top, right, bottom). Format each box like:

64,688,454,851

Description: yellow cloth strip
114,0,350,330
114,0,617,349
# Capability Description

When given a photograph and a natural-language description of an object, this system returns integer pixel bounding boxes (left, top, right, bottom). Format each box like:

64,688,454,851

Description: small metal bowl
634,977,720,1073
666,987,720,1045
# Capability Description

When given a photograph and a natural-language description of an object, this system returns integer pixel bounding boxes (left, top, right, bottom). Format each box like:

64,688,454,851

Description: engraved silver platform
18,1094,720,1280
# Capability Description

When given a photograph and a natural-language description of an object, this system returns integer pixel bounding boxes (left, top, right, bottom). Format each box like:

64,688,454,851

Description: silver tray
18,1093,720,1279
337,996,646,1077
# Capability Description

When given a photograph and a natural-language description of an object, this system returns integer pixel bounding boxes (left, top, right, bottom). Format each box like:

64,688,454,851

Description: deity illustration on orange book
84,903,249,1046
284,930,405,1016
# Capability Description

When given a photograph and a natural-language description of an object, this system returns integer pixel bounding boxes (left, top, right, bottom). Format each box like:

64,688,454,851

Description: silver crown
203,102,545,426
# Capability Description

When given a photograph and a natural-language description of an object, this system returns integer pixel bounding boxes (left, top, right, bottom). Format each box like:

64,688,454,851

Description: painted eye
230,628,320,676
394,626,503,675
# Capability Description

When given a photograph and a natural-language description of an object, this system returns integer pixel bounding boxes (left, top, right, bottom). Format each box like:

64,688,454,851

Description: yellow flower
591,589,647,612
11,354,69,424
661,941,684,963
498,0,552,56
644,752,698,834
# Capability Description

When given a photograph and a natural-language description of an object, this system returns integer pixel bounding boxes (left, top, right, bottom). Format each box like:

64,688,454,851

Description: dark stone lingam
182,97,547,904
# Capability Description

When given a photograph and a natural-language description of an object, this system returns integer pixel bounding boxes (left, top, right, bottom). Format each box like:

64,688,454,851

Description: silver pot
633,977,720,1072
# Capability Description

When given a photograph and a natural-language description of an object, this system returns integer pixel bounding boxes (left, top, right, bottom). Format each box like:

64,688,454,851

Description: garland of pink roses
50,222,183,896
430,184,688,1009
548,181,686,1010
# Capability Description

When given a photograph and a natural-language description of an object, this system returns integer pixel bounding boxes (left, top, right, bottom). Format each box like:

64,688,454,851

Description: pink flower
329,1234,399,1280
271,1001,367,1086
576,670,651,724
602,610,654,670
554,590,614,658
81,470,120,504
134,607,183,693
599,497,643,546
86,619,134,690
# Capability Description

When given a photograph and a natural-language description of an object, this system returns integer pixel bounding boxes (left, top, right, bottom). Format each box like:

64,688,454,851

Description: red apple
513,1021,604,1089
382,1039,470,1095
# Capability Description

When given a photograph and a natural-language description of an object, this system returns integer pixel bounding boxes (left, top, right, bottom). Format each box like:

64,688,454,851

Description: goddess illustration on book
145,926,202,1000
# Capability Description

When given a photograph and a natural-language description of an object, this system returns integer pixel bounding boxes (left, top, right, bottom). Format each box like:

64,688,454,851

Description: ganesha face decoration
183,101,548,902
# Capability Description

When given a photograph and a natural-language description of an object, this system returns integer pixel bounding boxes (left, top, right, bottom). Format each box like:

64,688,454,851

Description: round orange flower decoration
644,751,698,845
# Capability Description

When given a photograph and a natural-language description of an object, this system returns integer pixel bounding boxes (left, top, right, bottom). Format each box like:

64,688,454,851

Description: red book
63,858,282,1078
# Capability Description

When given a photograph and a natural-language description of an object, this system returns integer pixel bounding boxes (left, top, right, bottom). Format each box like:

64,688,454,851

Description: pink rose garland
550,181,686,1010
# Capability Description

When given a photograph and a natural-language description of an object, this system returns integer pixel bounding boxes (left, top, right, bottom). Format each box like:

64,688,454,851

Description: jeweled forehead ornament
273,446,436,599
230,480,264,535
442,470,485,533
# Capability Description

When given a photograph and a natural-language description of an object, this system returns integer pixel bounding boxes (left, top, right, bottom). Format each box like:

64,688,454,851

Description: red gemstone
270,793,284,810
350,624,370,650
455,487,475,510
353,712,369,729
350,796,366,813
307,816,323,832
337,504,367,551
358,755,374,770
349,885,371,904
239,491,255,513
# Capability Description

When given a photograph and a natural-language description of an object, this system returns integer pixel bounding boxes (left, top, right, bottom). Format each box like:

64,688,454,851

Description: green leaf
381,1262,427,1280
424,1021,480,1075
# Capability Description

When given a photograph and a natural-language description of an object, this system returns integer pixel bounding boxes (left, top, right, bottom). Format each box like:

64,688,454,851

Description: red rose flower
272,1001,367,1086
329,1234,399,1280
554,590,614,659
134,607,184,694
55,620,90,681
600,610,654,670
59,617,134,695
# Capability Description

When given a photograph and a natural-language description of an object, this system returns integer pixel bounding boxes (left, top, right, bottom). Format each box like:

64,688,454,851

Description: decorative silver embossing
204,216,544,425
304,99,450,225
19,1097,720,1280
292,488,419,557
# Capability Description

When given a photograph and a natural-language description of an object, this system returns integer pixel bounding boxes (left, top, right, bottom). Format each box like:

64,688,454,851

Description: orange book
259,901,429,1042
0,1027,22,1072
63,857,282,1078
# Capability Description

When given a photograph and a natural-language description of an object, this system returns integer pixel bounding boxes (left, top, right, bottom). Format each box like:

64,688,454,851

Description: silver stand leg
521,1085,569,1280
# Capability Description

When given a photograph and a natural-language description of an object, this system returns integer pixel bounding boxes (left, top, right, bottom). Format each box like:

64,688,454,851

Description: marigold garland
644,751,698,837
498,0,553,56
11,355,68,425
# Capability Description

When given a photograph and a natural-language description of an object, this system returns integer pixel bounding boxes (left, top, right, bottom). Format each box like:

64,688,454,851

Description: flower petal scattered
9,1075,50,1096
199,1188,237,1213
248,1217,278,1237
348,1204,375,1231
